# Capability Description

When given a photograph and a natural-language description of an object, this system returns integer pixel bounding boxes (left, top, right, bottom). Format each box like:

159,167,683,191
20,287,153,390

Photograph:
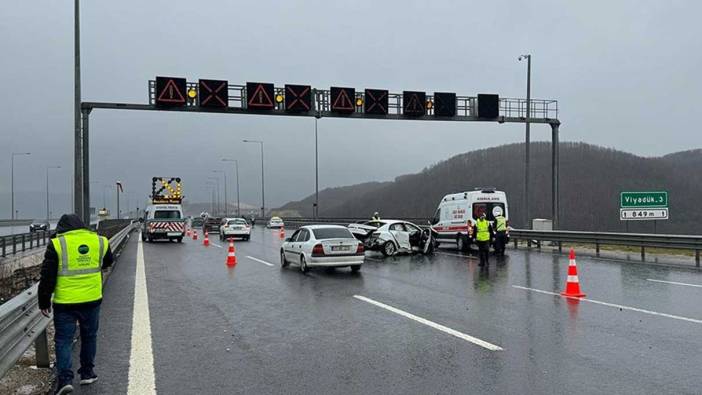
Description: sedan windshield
312,227,354,240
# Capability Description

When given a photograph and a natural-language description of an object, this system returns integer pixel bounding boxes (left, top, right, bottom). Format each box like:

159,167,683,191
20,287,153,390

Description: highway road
71,226,702,394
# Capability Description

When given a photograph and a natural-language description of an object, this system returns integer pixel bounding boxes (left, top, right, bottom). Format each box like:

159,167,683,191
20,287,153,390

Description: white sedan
280,225,364,273
267,216,285,228
348,220,434,257
219,218,251,241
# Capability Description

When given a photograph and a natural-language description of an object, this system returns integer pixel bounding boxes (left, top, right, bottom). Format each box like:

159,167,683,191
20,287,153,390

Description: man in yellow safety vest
472,212,494,267
38,214,114,395
493,207,508,256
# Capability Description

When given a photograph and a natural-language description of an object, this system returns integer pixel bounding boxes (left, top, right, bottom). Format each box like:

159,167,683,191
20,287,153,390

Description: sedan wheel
280,250,289,268
382,241,396,257
299,255,309,273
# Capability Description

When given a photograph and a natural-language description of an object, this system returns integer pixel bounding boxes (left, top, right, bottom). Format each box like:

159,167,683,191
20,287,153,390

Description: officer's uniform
494,215,507,256
474,217,493,266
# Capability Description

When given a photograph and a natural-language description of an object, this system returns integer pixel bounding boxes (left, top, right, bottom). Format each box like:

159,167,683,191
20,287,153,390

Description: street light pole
314,116,320,219
243,140,265,219
207,176,220,214
222,159,240,217
519,54,532,229
212,170,227,217
10,152,31,220
46,166,61,221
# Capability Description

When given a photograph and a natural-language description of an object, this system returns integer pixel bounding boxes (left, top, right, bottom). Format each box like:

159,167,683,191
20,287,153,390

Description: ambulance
429,189,509,252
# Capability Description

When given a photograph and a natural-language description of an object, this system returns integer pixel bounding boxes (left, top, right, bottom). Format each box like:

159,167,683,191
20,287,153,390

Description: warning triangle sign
247,83,274,108
405,94,423,113
332,89,354,111
157,79,186,104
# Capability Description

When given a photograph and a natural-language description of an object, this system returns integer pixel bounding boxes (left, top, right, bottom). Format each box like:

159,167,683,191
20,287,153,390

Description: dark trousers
477,240,490,266
53,303,101,382
494,231,507,255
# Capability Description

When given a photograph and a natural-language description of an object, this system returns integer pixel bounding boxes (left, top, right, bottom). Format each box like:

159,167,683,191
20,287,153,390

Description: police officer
371,212,381,221
38,214,114,395
493,207,507,256
473,212,493,267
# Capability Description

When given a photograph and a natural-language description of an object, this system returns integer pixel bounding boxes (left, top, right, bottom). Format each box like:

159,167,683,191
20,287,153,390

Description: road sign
620,191,668,208
477,94,499,118
365,89,388,115
284,84,311,112
403,91,426,116
620,208,668,221
155,77,187,107
330,87,355,113
246,82,275,110
433,92,456,117
198,79,228,108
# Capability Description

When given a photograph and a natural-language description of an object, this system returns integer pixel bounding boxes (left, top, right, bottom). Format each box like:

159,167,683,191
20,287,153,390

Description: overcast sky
1,0,701,219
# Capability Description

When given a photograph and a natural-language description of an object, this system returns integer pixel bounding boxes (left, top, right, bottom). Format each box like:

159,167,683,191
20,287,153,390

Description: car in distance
348,219,434,257
29,221,50,232
202,216,222,233
280,225,364,273
190,217,204,228
267,216,285,229
220,218,251,241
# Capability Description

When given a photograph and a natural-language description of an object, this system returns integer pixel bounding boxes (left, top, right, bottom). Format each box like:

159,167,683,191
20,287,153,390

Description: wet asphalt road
71,226,702,394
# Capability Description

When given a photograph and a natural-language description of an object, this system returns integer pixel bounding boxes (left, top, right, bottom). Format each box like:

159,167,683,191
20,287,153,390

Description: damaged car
348,220,434,256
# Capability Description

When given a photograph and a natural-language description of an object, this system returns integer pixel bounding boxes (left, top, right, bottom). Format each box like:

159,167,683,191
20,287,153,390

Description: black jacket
38,214,114,310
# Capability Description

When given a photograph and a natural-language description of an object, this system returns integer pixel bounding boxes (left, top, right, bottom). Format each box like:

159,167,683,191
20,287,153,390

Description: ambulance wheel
176,238,183,243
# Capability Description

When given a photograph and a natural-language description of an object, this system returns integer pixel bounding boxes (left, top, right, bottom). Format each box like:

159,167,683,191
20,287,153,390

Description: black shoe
55,381,74,394
79,369,98,385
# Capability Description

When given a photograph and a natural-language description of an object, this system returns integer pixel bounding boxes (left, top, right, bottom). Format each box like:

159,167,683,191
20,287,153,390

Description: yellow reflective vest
52,229,107,304
476,219,490,242
495,216,507,232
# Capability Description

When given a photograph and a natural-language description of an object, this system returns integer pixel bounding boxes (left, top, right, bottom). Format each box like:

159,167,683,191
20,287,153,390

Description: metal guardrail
1,231,52,258
0,222,137,379
509,229,702,267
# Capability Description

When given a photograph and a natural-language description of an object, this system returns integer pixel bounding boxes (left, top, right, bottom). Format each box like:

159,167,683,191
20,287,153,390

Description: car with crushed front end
280,225,364,273
348,219,434,257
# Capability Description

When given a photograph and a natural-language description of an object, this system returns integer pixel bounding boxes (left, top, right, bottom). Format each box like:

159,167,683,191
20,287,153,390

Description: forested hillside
278,143,702,234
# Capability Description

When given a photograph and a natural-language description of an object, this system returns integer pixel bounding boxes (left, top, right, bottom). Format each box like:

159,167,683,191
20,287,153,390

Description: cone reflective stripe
561,249,586,298
203,231,210,247
226,239,237,266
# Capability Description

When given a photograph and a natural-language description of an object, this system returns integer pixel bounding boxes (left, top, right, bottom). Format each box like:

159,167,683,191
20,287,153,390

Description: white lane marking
246,256,275,267
353,295,503,351
512,285,702,325
210,242,223,248
128,239,156,394
647,279,702,288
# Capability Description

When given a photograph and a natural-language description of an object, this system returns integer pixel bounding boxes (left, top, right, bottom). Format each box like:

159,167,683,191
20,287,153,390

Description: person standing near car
371,212,381,221
38,214,114,395
493,207,507,256
473,212,493,267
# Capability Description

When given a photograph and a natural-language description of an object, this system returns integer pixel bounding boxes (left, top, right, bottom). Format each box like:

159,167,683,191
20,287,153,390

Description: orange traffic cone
226,239,237,266
203,231,210,247
279,226,285,239
186,228,191,237
561,249,586,298
192,230,198,240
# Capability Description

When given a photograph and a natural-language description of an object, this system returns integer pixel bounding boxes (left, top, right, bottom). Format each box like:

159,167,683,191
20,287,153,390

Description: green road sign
620,191,668,208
